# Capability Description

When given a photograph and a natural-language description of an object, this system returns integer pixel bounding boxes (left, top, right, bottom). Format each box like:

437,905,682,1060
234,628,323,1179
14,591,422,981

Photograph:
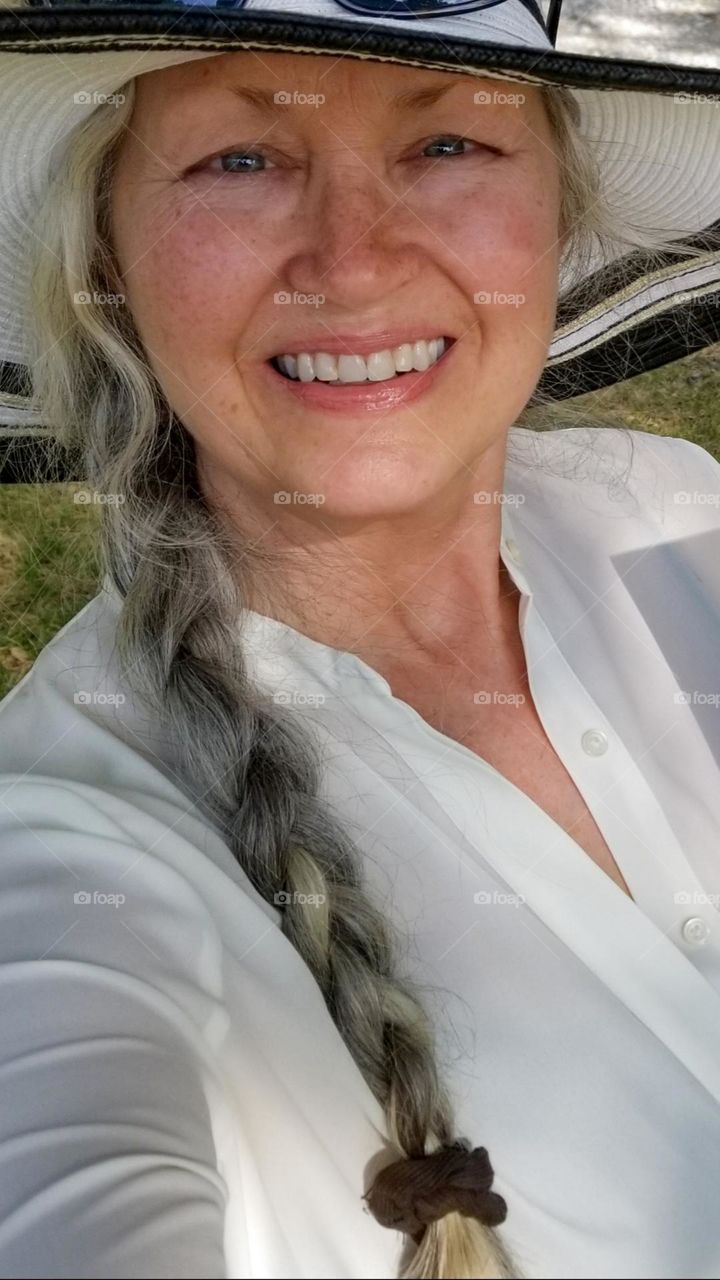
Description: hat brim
1,5,720,95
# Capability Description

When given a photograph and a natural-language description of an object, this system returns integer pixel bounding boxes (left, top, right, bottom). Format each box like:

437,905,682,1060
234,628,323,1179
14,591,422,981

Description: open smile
263,335,457,414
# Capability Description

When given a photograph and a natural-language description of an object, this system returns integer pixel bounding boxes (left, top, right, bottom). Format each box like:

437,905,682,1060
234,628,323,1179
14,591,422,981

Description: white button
681,917,711,946
581,728,608,756
504,538,523,566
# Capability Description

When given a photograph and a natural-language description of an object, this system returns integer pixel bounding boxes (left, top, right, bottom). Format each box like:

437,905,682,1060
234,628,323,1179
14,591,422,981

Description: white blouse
0,424,719,1280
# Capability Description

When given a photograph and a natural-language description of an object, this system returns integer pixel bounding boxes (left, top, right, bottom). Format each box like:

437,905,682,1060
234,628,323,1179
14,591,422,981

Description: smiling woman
105,55,566,524
1,3,720,1280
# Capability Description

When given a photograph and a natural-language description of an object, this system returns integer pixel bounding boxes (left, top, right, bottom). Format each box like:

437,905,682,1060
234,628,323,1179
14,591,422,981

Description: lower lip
261,340,456,413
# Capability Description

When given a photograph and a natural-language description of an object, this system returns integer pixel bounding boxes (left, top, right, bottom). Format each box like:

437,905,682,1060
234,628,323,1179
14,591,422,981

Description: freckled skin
111,51,564,531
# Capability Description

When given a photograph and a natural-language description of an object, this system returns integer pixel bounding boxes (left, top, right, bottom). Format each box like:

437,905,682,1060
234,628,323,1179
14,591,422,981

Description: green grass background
1,342,719,699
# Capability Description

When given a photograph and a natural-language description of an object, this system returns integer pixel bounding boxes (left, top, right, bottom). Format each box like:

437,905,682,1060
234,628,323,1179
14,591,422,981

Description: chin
279,452,451,521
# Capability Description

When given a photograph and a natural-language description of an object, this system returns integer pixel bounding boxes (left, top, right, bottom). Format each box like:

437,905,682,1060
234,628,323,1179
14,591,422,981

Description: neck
202,442,523,675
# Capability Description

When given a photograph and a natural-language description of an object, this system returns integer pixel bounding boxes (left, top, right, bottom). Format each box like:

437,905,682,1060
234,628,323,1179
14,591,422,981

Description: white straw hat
0,0,719,454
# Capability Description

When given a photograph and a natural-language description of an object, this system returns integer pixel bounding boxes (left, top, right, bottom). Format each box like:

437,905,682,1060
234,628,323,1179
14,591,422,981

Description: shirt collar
499,488,533,597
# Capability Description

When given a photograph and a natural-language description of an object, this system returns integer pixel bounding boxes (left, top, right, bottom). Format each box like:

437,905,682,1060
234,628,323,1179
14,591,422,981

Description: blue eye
217,151,271,173
423,135,478,157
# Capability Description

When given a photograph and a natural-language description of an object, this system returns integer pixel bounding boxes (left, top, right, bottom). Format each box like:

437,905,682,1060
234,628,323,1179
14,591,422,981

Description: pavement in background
557,0,720,68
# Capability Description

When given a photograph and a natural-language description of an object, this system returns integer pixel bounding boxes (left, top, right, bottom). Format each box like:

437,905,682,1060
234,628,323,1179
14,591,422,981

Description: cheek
117,205,270,389
455,192,558,286
454,190,560,350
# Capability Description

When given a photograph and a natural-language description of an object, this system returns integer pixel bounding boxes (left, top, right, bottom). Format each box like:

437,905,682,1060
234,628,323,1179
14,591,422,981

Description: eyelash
199,134,493,175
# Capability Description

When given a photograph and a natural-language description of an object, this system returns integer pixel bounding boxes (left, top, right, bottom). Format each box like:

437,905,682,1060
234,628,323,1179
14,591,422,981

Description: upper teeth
275,337,446,383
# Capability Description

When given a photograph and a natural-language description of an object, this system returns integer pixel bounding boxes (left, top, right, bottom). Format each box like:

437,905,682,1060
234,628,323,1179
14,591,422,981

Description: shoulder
621,430,720,535
0,582,280,950
616,427,720,487
513,421,719,474
511,424,720,529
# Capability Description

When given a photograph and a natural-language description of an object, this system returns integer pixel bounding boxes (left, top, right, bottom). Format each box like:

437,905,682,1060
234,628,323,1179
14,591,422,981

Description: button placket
505,596,720,969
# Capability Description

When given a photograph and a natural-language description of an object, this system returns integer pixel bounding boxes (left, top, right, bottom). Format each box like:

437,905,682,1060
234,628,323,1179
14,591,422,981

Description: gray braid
100,417,517,1278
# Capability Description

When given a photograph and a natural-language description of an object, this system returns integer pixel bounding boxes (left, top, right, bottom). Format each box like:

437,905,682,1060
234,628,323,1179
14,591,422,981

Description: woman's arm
0,776,230,1279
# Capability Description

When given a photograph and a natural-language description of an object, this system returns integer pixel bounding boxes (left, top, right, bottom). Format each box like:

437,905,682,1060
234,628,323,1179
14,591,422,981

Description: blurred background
1,0,719,696
560,0,720,67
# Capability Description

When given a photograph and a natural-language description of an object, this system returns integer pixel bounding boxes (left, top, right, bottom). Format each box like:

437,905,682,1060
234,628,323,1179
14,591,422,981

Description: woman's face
111,51,564,523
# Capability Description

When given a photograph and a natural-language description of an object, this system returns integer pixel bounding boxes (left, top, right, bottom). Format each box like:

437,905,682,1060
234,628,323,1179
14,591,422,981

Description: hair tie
363,1140,508,1245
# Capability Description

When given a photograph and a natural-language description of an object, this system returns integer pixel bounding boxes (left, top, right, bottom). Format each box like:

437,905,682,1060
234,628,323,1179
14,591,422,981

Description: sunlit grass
0,483,100,698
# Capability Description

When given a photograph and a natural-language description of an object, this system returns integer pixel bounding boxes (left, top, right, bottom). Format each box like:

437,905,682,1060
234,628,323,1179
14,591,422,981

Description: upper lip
267,329,455,359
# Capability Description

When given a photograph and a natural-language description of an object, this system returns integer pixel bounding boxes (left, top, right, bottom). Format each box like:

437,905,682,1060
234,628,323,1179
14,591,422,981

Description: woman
0,2,719,1277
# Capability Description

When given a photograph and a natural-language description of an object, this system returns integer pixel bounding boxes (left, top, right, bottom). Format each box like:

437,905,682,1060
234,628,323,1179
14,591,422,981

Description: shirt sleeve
0,775,231,1279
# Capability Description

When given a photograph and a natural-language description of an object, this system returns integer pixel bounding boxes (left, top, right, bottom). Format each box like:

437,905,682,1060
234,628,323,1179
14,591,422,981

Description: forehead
130,48,544,117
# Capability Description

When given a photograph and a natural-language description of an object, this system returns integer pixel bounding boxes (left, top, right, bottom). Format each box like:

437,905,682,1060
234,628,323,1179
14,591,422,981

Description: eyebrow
228,81,458,114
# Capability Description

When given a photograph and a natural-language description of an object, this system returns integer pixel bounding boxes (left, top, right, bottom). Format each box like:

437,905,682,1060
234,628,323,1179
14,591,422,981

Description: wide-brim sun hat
0,0,719,468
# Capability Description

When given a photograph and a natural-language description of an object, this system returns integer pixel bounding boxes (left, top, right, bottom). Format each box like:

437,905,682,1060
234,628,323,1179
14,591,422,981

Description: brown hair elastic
364,1140,508,1245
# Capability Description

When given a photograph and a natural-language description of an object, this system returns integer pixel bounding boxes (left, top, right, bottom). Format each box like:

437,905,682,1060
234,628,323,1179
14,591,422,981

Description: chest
394,677,634,901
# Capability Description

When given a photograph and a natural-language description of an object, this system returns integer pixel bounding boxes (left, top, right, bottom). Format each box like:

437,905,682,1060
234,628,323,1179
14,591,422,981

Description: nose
282,160,423,310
